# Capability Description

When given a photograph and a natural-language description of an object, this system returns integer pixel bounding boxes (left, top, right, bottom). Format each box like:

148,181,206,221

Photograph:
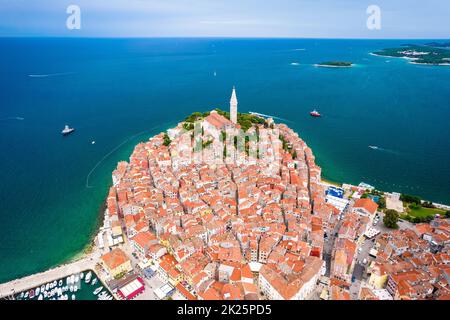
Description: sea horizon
1,36,450,40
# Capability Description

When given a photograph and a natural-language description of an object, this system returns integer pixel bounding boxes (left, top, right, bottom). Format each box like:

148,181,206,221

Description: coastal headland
2,88,449,301
371,44,450,66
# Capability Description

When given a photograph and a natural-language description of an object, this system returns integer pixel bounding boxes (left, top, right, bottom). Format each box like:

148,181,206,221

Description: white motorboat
93,286,103,295
45,283,50,291
69,286,74,292
35,287,40,296
58,279,63,286
71,294,76,300
62,125,75,136
38,294,43,300
91,278,98,286
99,291,113,300
85,271,92,284
80,272,84,279
74,285,78,292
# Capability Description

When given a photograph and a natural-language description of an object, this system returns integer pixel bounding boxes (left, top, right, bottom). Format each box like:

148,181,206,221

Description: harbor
9,270,113,301
0,251,112,300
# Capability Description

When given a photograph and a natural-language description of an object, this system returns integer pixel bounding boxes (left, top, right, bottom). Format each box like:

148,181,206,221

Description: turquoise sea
0,38,449,283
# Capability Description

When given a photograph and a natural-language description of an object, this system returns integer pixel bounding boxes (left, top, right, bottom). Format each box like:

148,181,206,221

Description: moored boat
85,271,92,284
93,286,103,295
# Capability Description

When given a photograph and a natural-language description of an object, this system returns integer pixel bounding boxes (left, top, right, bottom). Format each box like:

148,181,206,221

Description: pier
0,251,101,299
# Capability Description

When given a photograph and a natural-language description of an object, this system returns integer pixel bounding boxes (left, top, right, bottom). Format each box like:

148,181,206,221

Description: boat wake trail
0,116,25,121
85,128,158,188
28,72,75,78
368,145,400,155
249,111,291,122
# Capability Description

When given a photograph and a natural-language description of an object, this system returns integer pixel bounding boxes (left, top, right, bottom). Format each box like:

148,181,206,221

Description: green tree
163,133,171,146
378,196,386,209
400,194,421,205
422,201,435,208
383,209,399,229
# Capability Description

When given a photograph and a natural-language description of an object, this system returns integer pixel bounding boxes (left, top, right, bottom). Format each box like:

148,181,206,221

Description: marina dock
0,251,100,299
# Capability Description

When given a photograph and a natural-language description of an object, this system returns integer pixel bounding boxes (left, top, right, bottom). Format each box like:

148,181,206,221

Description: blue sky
0,0,449,38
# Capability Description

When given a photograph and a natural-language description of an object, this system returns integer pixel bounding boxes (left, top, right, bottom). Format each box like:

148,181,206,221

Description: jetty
0,251,101,299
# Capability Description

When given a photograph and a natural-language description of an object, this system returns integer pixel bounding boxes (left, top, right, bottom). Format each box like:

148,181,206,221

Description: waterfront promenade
0,251,101,299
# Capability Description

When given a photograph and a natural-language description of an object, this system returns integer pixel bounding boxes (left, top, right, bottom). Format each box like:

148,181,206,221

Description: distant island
315,61,353,68
424,42,450,48
372,45,450,66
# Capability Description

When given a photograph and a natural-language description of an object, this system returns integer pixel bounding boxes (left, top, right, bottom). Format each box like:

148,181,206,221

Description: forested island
372,45,450,65
315,61,353,68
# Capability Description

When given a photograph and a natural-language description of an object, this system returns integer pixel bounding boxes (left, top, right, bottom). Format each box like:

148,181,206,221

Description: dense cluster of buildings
363,221,450,300
98,89,449,300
